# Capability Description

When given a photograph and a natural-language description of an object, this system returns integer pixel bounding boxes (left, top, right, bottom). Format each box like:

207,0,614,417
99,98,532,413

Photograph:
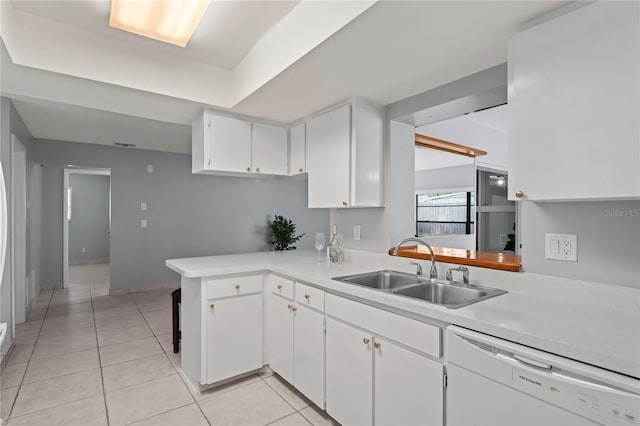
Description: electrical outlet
141,202,147,211
545,233,577,261
353,225,361,241
141,219,147,228
81,247,86,253
147,165,153,173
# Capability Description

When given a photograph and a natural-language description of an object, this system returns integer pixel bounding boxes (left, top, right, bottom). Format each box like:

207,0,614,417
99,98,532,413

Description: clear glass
314,232,325,263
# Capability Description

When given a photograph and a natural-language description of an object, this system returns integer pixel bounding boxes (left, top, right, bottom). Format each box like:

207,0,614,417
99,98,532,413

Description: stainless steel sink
332,270,507,308
391,281,507,309
332,270,424,290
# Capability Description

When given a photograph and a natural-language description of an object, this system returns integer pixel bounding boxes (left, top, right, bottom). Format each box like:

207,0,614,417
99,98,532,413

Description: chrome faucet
393,238,438,280
446,266,470,287
410,261,423,277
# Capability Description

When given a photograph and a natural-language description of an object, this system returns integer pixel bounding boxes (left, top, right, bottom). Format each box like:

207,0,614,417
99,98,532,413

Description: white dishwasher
446,326,640,426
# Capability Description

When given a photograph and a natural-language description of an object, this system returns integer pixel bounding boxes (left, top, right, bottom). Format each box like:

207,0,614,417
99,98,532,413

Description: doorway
63,168,111,289
11,134,27,324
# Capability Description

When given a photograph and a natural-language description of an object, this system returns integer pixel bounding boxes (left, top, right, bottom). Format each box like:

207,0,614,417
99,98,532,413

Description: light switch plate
141,219,147,229
147,165,153,173
545,233,577,261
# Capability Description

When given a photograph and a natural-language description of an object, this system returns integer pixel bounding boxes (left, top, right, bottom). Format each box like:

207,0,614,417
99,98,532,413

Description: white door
206,293,263,384
252,123,288,175
374,337,443,426
268,293,294,383
209,115,252,173
293,304,324,408
11,135,26,324
306,105,351,208
326,317,372,425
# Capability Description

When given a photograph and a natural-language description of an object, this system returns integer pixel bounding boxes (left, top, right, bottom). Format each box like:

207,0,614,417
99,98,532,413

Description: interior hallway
69,263,110,289
0,283,336,425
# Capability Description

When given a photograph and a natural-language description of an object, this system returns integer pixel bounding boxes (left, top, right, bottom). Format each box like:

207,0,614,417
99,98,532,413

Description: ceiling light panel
110,0,211,47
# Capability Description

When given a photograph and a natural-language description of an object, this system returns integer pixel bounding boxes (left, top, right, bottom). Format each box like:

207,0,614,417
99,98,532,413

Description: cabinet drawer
325,293,440,358
206,275,263,299
295,283,324,312
270,276,294,300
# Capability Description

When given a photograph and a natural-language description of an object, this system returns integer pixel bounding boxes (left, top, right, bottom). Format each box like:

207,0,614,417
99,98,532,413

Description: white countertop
166,249,640,379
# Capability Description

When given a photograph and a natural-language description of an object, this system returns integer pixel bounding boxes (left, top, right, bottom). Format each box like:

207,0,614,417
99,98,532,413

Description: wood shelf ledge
388,246,521,272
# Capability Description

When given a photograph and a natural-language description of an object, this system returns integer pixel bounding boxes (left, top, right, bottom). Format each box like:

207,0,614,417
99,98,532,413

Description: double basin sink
332,270,507,309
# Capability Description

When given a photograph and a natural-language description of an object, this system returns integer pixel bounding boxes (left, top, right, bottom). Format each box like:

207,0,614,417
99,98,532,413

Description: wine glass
314,232,325,263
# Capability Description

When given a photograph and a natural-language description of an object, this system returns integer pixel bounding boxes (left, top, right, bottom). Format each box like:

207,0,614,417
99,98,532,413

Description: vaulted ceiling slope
0,1,566,153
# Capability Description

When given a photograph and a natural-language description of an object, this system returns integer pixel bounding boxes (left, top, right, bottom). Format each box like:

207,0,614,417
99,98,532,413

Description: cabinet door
269,294,294,384
374,337,443,426
209,115,252,173
326,318,372,425
289,123,306,175
508,1,639,200
252,122,288,175
206,293,262,384
293,305,324,408
306,105,351,208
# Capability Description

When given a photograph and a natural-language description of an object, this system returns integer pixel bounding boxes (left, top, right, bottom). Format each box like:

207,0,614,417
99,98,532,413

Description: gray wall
35,139,329,289
1,97,41,359
521,201,640,288
69,174,110,263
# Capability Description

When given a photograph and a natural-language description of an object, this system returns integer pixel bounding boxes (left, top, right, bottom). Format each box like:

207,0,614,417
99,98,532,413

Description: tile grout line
6,289,54,421
90,285,111,426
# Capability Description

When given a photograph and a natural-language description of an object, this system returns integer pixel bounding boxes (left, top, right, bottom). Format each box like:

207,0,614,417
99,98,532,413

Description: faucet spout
393,238,438,280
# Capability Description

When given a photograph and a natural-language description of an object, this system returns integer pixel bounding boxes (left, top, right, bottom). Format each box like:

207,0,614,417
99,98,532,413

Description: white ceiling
0,1,566,153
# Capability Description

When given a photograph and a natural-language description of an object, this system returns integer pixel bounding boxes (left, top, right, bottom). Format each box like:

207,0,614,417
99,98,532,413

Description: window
67,187,72,221
415,191,475,237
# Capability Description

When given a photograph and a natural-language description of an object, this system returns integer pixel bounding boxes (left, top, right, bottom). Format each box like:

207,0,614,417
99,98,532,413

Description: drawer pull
235,284,240,290
342,201,348,206
363,338,370,345
287,304,293,310
277,284,283,290
298,168,303,173
291,306,297,312
374,342,381,349
209,303,215,310
304,294,310,300
246,167,251,172
256,167,261,172
515,190,524,198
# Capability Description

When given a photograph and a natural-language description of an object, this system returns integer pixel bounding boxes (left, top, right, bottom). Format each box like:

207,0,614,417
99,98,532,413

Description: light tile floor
1,284,338,425
69,263,111,289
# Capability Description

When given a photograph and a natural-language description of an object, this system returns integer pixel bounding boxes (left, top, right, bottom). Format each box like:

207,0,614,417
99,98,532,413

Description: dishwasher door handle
513,353,552,370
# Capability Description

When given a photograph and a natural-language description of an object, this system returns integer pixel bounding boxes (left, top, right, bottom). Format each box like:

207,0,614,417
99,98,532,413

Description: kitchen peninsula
166,248,639,426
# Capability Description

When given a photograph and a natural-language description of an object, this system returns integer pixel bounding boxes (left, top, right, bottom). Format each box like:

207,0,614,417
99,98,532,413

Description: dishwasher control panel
513,366,639,425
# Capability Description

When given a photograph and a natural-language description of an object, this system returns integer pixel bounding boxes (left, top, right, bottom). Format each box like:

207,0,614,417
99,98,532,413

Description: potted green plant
270,214,305,251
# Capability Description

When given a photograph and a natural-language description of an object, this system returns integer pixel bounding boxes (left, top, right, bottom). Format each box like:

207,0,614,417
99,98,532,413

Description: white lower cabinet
326,318,373,425
293,303,325,408
267,279,326,409
269,293,294,383
206,292,263,384
325,293,444,425
374,336,443,426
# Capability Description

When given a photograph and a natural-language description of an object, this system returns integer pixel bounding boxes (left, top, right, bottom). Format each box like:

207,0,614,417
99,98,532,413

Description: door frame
11,134,27,325
63,167,111,288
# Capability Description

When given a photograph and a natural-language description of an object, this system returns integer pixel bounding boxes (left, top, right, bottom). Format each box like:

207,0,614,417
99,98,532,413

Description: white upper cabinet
192,111,287,176
289,123,306,175
508,1,639,201
306,101,384,208
252,122,288,176
192,111,252,174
